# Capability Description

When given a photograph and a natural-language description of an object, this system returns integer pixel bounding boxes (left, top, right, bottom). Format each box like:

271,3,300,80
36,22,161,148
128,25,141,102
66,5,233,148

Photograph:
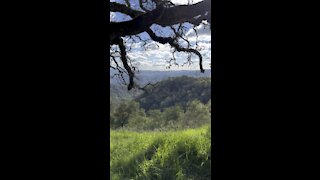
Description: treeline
110,99,211,131
110,76,212,131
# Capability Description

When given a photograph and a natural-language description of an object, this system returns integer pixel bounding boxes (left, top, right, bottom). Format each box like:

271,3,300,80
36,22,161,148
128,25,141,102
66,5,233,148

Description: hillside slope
136,76,211,111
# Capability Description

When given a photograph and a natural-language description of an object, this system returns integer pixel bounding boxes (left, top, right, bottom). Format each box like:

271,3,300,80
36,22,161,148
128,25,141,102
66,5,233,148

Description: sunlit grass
110,125,211,180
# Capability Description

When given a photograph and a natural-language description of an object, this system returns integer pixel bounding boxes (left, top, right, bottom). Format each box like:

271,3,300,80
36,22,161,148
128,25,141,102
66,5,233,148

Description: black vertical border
211,0,223,178
96,0,110,179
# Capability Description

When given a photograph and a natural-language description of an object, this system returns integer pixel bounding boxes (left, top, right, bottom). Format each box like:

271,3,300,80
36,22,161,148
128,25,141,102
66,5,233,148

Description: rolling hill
110,70,211,105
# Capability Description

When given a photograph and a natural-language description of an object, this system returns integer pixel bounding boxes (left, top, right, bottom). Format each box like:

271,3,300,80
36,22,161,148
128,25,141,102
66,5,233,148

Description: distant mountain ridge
110,69,211,85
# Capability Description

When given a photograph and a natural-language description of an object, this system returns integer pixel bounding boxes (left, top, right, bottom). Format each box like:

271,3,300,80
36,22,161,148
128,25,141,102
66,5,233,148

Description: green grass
110,125,211,180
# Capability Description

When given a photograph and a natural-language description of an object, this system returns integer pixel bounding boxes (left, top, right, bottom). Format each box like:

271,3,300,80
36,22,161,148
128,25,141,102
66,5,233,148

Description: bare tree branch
116,37,135,90
124,0,131,8
146,28,205,72
110,0,210,41
110,2,143,17
138,0,150,12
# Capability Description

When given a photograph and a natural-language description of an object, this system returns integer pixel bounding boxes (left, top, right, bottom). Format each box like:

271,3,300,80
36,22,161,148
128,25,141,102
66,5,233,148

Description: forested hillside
110,70,211,107
110,84,141,105
110,76,211,130
136,76,211,111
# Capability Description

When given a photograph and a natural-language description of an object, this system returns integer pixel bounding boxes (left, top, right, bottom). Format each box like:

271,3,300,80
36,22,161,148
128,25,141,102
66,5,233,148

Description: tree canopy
110,76,211,130
136,76,211,110
110,0,211,90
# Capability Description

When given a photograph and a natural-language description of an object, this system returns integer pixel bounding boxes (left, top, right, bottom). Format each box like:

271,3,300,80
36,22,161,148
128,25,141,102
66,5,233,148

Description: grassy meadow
110,76,212,179
110,125,211,180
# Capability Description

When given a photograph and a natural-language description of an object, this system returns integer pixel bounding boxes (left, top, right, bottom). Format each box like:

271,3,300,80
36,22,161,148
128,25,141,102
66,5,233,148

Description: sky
110,0,211,71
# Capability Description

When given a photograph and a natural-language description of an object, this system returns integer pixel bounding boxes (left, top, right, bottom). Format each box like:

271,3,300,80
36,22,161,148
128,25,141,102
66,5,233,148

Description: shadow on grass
143,142,211,180
111,134,211,180
111,138,164,180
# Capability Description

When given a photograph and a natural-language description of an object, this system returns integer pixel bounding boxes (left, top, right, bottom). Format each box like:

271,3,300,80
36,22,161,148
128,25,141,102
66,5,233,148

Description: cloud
186,23,211,37
123,27,211,71
110,12,132,22
126,39,211,71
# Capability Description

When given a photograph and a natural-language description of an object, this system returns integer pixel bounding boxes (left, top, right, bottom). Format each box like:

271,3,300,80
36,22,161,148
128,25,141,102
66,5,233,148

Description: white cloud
186,23,211,37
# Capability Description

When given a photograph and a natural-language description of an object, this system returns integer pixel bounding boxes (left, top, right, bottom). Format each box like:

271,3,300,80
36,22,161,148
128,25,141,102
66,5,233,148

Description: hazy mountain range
110,69,211,85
